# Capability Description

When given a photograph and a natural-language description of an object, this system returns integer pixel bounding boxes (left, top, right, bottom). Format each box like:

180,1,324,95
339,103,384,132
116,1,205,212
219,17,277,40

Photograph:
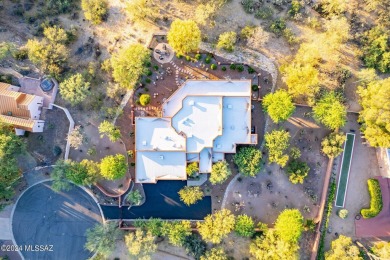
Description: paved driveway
102,181,211,220
12,181,102,260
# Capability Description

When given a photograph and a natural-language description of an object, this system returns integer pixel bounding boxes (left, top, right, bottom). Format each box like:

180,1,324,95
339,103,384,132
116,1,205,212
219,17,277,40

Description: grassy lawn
335,133,355,207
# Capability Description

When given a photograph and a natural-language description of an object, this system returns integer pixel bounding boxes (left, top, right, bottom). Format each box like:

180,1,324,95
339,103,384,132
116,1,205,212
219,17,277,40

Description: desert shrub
286,159,310,184
185,55,191,61
211,64,217,70
153,65,159,71
186,162,199,177
288,0,302,17
13,48,28,60
216,31,237,52
247,66,255,73
235,214,255,237
230,64,237,70
183,234,206,260
195,53,201,60
270,18,286,36
146,69,152,76
237,65,244,72
145,78,151,84
53,146,62,156
242,0,255,13
205,56,212,64
252,84,259,91
361,179,383,218
81,0,108,25
255,7,273,19
338,209,348,219
139,94,151,106
221,66,227,71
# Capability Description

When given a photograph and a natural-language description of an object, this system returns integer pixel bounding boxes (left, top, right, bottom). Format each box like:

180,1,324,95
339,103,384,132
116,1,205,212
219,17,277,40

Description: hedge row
361,179,383,218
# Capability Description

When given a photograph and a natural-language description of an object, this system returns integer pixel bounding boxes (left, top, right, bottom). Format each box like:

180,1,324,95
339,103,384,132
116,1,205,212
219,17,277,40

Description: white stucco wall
28,96,44,119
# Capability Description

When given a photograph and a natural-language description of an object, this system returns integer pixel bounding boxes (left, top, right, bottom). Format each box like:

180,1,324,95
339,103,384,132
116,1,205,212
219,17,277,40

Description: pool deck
335,133,355,208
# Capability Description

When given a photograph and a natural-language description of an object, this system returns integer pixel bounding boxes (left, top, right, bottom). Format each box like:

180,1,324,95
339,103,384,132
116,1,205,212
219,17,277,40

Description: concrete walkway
0,218,11,240
52,104,74,160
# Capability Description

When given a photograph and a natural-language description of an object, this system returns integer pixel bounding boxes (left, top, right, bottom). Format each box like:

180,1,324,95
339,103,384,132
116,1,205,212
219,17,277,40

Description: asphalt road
12,181,102,260
102,181,212,220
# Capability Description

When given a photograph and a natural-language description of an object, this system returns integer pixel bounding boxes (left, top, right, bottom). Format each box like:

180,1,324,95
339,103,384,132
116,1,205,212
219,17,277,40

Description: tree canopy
100,154,127,180
325,235,361,260
81,0,108,25
209,161,232,184
216,31,237,52
250,230,299,260
110,44,151,89
372,241,390,259
274,209,304,243
286,159,310,184
265,130,290,167
313,91,347,131
125,229,157,260
0,121,25,200
60,73,90,106
167,19,201,55
126,0,158,23
197,209,235,244
321,132,346,158
262,90,296,123
358,78,390,147
161,220,192,246
178,186,204,206
85,222,123,258
200,247,228,260
186,162,199,177
98,120,121,142
25,26,69,78
361,26,390,73
234,214,255,237
233,146,262,177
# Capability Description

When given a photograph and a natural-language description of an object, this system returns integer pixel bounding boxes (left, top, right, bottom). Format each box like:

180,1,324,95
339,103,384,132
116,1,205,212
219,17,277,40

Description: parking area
12,181,102,260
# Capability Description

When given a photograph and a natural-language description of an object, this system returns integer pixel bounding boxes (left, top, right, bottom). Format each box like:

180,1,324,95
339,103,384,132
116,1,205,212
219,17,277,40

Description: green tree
126,190,143,205
178,186,204,206
183,234,207,260
81,0,108,25
110,44,151,89
98,120,121,142
361,26,390,73
51,160,72,192
210,161,232,185
216,31,237,52
200,247,228,260
60,73,90,106
186,162,199,177
0,42,14,61
357,78,390,147
286,159,310,184
85,222,123,258
25,26,69,78
197,209,235,244
195,3,217,26
0,121,25,199
321,0,348,15
234,214,255,237
249,230,299,260
283,63,320,103
161,220,192,246
100,154,127,180
262,90,296,123
321,132,346,158
274,209,303,243
325,235,361,260
125,229,157,260
265,130,290,167
233,146,262,177
313,91,346,130
167,19,201,55
126,0,158,23
372,241,390,259
139,94,151,106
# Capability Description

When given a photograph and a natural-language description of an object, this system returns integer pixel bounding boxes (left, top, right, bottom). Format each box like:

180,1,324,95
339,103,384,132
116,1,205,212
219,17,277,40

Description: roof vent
227,104,233,109
142,140,147,146
189,100,195,106
216,144,221,148
160,155,164,160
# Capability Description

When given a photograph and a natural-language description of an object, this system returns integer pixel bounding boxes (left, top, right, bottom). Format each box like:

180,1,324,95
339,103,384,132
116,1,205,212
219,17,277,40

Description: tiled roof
0,115,34,131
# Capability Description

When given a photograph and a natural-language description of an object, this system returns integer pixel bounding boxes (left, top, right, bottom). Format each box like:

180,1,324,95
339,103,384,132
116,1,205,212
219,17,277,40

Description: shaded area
335,133,355,207
355,177,390,238
12,181,102,260
102,181,211,220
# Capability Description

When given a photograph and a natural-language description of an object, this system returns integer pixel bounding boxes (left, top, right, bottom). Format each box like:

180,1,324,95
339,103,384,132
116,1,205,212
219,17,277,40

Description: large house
0,82,44,135
135,80,257,183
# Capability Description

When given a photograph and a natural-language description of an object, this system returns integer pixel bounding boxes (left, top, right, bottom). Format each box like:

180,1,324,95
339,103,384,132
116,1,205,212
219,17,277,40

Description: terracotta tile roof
0,115,34,131
0,82,11,91
0,82,36,118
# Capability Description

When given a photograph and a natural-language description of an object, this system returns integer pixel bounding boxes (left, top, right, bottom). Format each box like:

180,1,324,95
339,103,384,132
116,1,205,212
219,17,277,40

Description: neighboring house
135,80,258,183
0,82,44,135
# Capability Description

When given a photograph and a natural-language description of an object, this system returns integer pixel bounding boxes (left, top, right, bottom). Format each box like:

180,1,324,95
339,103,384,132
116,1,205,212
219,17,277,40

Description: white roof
172,96,222,153
163,80,251,117
213,97,251,153
135,117,185,151
135,80,254,182
136,151,186,183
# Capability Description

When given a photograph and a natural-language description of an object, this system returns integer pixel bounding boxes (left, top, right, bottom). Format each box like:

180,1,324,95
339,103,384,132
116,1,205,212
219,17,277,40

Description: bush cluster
361,179,383,218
